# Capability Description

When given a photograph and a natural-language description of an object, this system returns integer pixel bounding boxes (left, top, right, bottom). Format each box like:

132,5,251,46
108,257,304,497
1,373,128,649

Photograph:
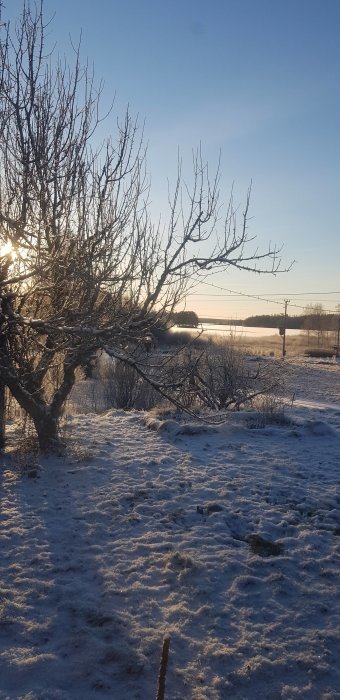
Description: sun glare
0,240,17,261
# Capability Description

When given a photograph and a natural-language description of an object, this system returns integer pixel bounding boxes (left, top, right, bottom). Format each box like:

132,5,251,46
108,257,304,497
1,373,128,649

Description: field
173,324,339,358
234,334,338,359
0,356,340,699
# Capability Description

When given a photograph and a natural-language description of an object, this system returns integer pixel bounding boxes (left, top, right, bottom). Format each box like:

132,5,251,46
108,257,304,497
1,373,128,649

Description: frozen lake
173,323,302,338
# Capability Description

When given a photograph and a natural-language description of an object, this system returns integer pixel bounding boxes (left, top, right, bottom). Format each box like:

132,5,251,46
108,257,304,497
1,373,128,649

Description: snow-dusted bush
169,341,287,413
251,393,291,428
85,341,288,420
100,357,160,410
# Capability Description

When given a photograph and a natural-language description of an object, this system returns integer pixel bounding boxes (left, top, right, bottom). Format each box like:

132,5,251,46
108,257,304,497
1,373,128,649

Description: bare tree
0,255,8,448
303,304,328,346
0,3,287,451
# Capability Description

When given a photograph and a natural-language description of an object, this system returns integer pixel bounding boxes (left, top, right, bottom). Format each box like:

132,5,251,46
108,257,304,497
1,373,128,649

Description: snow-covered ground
1,357,339,699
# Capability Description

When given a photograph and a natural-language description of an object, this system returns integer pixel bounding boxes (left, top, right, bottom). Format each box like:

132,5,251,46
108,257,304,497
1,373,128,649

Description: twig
156,636,171,700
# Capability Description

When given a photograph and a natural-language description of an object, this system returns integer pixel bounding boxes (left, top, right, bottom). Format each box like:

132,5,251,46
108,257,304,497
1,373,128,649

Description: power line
190,294,340,304
190,292,340,298
256,292,340,296
191,280,340,314
202,291,340,296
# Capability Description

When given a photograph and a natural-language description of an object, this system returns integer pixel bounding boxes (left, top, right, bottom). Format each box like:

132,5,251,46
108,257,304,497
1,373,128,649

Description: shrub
304,348,335,358
100,357,161,410
248,393,291,428
165,341,287,413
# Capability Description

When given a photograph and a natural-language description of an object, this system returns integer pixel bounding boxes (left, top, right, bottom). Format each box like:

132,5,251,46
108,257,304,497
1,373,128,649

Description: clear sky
7,0,340,318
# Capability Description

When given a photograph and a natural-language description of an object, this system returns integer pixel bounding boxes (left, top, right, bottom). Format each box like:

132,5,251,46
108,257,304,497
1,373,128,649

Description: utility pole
282,299,290,357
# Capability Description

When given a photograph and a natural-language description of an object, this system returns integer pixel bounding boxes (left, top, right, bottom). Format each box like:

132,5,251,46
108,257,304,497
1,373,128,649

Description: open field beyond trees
172,325,339,359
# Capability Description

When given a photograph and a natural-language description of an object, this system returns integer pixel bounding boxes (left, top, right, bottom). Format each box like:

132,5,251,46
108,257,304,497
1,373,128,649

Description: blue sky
7,0,340,318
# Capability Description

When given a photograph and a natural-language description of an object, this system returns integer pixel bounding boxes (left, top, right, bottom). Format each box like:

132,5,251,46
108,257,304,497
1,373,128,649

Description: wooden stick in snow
156,636,171,700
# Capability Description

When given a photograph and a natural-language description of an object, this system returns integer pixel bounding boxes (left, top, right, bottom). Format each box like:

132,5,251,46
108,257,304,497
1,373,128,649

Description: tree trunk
0,352,79,452
0,382,5,449
0,364,63,452
32,411,61,452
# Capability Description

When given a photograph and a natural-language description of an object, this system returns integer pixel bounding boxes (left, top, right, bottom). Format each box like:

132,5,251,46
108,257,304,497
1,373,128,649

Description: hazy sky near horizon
7,0,340,318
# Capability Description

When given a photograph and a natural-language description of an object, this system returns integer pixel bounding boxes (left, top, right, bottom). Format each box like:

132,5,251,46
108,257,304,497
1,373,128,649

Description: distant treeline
173,310,340,331
172,310,200,327
244,314,302,329
199,317,244,326
245,314,339,330
198,313,340,331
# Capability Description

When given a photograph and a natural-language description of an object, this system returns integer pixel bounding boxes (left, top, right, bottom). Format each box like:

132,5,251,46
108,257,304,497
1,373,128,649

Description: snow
1,357,340,699
173,323,303,339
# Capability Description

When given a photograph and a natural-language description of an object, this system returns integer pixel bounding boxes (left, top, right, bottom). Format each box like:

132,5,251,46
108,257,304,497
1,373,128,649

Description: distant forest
179,313,340,331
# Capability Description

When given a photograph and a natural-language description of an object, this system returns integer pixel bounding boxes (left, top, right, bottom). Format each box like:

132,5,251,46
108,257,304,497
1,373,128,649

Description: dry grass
227,333,326,357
